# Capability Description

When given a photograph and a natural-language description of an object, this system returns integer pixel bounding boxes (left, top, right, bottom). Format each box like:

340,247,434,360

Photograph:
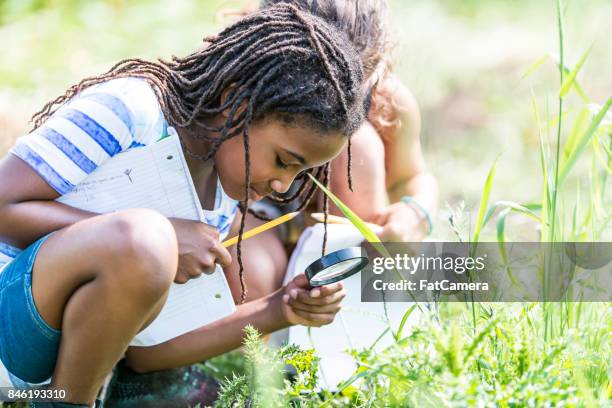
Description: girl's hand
374,202,427,242
168,218,232,284
280,274,346,327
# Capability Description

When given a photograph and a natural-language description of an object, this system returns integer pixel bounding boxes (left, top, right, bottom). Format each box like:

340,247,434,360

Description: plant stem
550,0,564,243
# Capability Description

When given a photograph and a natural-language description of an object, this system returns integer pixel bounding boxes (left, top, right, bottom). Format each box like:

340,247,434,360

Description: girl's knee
98,209,178,294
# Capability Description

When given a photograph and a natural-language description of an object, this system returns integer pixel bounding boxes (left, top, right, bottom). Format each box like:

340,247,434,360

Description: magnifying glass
305,247,370,287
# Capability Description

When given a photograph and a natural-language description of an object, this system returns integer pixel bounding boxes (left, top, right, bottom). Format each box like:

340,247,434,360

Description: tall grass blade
463,318,498,364
394,304,417,341
521,55,549,80
559,43,594,98
563,107,591,163
308,173,382,246
472,156,499,245
547,53,591,103
483,200,542,228
558,97,612,186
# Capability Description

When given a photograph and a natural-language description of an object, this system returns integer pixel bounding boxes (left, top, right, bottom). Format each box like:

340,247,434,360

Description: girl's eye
276,155,289,169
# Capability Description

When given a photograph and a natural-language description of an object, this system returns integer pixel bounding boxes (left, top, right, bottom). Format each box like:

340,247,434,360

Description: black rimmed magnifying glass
305,247,370,287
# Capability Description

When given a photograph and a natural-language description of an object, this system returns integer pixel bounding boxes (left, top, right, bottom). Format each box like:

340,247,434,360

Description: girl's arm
0,154,95,248
124,275,345,373
329,75,438,240
0,154,232,285
378,76,438,216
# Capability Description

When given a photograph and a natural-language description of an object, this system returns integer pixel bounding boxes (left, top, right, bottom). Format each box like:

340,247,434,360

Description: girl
0,4,365,407
225,0,439,304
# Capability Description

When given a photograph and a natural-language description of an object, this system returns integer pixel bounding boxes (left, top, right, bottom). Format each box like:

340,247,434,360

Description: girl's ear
220,85,248,120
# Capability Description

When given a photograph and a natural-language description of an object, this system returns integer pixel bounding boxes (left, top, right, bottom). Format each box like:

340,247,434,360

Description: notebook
56,129,236,347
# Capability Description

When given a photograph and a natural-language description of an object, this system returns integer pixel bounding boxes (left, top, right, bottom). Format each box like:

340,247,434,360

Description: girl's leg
224,210,288,303
29,209,178,405
103,209,289,408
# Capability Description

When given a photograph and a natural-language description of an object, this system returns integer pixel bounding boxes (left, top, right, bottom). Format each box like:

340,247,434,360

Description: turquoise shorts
0,233,60,386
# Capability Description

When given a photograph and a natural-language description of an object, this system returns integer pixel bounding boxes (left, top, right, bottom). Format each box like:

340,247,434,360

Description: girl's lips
248,187,264,201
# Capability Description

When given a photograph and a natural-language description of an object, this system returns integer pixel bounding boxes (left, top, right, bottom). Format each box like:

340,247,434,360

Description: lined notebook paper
57,131,236,346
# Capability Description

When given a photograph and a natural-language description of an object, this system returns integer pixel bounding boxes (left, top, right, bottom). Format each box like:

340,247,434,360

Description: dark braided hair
261,0,391,192
30,4,365,303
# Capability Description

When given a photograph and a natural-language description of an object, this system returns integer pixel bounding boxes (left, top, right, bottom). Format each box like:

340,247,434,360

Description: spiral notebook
56,130,236,347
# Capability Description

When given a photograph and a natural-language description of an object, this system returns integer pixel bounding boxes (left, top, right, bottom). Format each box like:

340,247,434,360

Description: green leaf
464,318,498,364
521,54,549,80
562,107,591,163
547,52,591,103
308,173,390,259
482,200,542,228
394,304,417,341
559,44,594,98
308,173,380,243
472,156,500,245
558,97,612,186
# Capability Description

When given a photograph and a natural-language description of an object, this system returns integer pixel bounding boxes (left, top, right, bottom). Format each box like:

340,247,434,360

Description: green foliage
214,326,326,408
341,303,610,407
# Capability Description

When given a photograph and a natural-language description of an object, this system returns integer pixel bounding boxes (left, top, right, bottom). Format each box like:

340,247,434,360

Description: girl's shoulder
79,77,167,146
369,74,420,141
7,77,167,196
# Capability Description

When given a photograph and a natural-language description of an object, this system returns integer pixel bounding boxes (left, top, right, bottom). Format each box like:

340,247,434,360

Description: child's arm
124,274,345,373
375,76,438,240
329,74,438,240
377,76,437,213
0,154,95,248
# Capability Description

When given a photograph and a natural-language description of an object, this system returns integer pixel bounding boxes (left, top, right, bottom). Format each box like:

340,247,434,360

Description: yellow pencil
310,212,383,233
222,211,300,247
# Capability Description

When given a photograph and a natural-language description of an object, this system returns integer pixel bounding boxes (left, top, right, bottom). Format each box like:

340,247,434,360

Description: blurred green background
0,0,610,239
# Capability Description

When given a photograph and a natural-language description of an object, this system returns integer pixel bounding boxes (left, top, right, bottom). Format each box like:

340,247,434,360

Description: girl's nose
270,178,290,194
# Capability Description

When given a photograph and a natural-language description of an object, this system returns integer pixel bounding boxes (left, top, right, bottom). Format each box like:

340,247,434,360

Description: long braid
29,4,365,304
321,162,331,256
347,138,354,191
236,127,251,304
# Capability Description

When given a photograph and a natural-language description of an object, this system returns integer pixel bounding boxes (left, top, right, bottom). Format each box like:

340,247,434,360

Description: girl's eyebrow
283,148,307,166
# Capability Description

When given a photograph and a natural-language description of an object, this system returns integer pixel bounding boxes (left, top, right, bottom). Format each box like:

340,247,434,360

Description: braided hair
30,4,365,303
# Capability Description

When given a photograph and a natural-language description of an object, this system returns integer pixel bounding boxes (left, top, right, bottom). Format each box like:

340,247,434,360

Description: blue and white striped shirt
0,76,238,265
0,77,167,264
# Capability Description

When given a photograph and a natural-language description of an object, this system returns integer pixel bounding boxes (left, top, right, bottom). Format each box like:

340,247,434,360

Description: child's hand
168,218,232,284
280,274,346,327
374,202,427,242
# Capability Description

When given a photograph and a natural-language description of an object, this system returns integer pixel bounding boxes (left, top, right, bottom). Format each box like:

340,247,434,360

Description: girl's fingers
291,309,335,326
290,287,346,306
291,273,309,288
210,241,232,268
308,282,344,298
288,298,342,314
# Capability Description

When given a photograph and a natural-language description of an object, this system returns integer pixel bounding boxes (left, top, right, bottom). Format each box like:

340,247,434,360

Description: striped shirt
0,77,238,389
0,77,166,265
0,76,238,262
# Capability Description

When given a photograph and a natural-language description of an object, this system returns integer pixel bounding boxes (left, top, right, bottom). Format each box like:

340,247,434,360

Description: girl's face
214,118,346,202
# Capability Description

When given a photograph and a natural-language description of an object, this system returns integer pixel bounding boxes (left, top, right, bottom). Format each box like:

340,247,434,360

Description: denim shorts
0,233,61,386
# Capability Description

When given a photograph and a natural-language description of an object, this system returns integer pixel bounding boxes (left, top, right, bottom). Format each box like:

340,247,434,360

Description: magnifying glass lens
306,247,370,286
310,258,364,283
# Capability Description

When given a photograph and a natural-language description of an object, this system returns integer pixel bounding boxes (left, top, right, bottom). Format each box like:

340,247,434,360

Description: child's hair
30,4,365,303
260,0,389,79
260,0,397,133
